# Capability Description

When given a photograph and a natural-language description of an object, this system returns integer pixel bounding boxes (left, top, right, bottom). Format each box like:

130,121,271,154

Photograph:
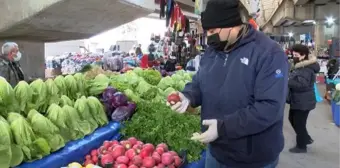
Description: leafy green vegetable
135,80,158,100
14,81,33,114
7,112,51,161
27,109,65,152
140,69,162,86
157,76,174,90
124,89,141,103
30,79,48,112
110,75,133,92
54,76,67,96
0,116,12,168
87,96,109,127
74,96,98,133
64,75,78,100
122,101,205,162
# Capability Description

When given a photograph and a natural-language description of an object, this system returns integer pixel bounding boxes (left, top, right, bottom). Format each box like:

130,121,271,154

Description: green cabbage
164,87,176,97
74,97,98,133
53,76,67,96
14,81,33,114
110,75,133,92
64,75,78,99
46,104,73,142
59,95,74,107
133,67,143,76
73,73,88,96
94,74,110,83
27,109,65,152
157,76,174,90
87,96,109,127
7,112,51,161
30,79,48,112
141,69,162,86
0,77,18,116
124,89,141,103
44,79,60,112
87,80,109,96
0,116,12,168
135,80,158,100
62,105,91,138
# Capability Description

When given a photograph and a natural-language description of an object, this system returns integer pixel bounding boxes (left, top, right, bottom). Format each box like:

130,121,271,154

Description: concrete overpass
0,0,200,42
258,0,339,49
0,0,200,78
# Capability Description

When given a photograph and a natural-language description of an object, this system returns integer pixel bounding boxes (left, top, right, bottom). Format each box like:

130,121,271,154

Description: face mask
207,29,231,51
293,57,300,64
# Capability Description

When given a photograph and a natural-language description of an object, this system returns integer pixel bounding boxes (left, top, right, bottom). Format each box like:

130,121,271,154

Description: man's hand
191,119,218,143
166,92,189,113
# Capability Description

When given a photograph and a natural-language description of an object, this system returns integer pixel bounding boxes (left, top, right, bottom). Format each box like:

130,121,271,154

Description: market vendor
0,42,25,86
167,0,288,167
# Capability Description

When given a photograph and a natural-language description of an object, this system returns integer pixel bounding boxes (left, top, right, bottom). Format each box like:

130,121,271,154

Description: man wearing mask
0,42,24,86
166,0,288,167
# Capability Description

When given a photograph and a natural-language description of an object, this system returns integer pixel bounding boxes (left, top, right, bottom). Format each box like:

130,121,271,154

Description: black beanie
201,0,243,30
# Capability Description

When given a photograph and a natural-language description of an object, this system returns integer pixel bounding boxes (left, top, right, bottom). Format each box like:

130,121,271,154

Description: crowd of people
102,41,202,74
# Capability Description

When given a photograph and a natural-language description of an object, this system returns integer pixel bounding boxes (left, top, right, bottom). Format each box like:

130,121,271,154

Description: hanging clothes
160,0,166,18
184,17,190,33
171,4,180,28
166,0,174,27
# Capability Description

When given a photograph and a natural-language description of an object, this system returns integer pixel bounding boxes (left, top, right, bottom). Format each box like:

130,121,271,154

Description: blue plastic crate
331,101,340,126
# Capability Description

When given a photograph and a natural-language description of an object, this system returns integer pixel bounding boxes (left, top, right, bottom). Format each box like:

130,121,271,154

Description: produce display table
17,122,121,168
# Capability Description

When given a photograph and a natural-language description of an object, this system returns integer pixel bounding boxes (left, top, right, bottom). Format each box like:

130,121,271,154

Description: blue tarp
17,122,121,168
184,151,206,168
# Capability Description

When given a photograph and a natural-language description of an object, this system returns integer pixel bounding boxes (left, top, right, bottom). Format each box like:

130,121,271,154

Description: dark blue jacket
182,26,288,168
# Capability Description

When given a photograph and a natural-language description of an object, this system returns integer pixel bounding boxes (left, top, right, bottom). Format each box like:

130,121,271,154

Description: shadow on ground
278,84,340,168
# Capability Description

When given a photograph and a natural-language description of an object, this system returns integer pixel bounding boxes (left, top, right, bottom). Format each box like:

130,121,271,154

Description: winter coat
181,25,288,167
164,60,176,72
0,57,24,86
140,54,149,69
287,56,320,111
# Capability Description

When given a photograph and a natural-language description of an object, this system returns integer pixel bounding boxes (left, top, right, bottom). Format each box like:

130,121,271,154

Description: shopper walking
287,44,320,153
166,0,288,167
0,42,24,86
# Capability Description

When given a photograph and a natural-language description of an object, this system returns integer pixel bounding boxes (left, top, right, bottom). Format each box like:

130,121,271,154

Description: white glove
191,119,219,143
166,92,189,114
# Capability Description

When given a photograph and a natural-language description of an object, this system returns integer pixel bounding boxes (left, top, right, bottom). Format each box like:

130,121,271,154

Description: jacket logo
275,69,283,78
240,57,249,65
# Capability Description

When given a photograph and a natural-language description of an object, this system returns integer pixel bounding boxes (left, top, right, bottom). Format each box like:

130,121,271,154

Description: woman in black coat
287,44,320,153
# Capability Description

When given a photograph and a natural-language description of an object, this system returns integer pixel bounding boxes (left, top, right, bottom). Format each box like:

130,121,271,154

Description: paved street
278,85,339,168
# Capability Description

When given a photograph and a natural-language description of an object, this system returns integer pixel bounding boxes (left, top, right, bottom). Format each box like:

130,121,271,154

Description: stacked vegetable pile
0,75,110,167
100,87,137,122
122,101,204,162
83,137,184,168
108,68,193,104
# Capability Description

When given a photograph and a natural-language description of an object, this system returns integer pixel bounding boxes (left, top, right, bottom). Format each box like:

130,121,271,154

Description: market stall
45,53,104,77
0,65,207,168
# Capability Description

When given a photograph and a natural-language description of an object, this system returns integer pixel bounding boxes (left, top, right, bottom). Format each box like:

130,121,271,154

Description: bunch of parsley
121,101,205,162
